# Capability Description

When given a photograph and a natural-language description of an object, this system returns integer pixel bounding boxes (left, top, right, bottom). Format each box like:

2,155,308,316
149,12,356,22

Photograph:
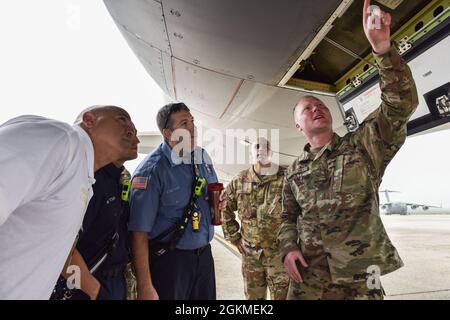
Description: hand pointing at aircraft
363,0,392,55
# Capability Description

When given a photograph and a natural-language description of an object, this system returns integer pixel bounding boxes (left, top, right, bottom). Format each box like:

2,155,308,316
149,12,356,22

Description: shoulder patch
131,176,148,190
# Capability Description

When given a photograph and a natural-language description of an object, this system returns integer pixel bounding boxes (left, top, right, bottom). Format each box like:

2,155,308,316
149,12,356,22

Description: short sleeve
202,149,218,183
0,156,35,225
128,169,161,233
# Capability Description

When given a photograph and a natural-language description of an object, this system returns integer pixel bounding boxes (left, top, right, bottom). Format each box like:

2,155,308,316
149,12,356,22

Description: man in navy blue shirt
55,114,140,300
129,103,221,300
74,164,133,300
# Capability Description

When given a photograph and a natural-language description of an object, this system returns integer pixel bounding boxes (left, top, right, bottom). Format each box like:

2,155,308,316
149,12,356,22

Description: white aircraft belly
103,0,351,178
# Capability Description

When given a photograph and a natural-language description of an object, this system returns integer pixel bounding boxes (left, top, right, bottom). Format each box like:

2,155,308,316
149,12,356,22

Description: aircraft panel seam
159,0,174,57
219,79,245,119
172,57,335,97
109,14,170,55
159,50,171,97
227,115,293,129
109,15,175,98
173,57,244,80
277,0,354,86
110,17,172,97
171,56,178,101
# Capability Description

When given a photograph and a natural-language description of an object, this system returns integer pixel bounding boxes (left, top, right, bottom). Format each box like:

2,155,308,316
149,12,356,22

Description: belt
176,244,210,256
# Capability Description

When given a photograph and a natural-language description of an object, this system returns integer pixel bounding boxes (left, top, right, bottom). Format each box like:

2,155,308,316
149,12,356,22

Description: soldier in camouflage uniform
222,138,289,300
277,0,418,300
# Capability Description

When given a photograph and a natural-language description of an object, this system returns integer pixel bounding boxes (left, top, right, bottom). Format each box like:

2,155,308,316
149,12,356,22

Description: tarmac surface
212,215,450,300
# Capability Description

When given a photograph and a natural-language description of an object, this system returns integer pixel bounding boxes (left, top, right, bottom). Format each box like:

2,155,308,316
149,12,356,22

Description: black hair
156,102,190,133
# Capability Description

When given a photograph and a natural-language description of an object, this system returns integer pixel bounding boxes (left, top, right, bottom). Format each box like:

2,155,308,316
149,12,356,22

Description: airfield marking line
387,288,450,297
213,234,241,259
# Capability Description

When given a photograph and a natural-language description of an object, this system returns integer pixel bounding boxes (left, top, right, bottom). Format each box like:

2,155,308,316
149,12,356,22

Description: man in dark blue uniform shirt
75,163,132,300
59,119,140,300
129,102,223,300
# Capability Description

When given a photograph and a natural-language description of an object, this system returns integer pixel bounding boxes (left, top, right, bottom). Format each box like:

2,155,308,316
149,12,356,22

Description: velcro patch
131,176,148,190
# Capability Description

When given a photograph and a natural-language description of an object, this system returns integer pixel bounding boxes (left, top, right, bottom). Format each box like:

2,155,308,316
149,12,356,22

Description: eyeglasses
163,106,177,130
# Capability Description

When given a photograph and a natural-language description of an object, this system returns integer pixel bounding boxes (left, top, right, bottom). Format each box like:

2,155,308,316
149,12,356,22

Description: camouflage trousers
242,250,289,300
125,263,137,300
287,255,384,300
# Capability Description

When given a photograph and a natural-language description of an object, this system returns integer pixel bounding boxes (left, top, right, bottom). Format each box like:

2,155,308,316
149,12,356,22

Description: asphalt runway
212,215,450,300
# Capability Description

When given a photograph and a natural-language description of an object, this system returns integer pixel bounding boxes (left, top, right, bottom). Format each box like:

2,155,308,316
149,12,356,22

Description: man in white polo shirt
0,105,137,299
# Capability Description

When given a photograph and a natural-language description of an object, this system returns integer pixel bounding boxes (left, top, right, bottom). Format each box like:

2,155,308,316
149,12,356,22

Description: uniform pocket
289,171,315,212
332,152,373,211
330,155,344,197
267,194,281,215
161,185,185,206
237,187,255,219
340,153,369,194
265,195,282,236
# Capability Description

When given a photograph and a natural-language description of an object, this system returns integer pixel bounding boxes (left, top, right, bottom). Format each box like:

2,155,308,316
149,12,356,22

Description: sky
379,129,450,208
1,0,449,207
0,0,167,131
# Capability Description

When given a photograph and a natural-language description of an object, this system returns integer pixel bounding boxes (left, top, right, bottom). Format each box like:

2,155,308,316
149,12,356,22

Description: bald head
74,105,130,125
292,94,333,145
74,105,138,171
293,95,327,117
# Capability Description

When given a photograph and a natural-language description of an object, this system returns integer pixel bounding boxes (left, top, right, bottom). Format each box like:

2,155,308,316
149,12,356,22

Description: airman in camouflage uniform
277,1,419,300
222,138,289,300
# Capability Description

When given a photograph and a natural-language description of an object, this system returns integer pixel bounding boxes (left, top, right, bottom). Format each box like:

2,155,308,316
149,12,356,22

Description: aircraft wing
405,202,441,209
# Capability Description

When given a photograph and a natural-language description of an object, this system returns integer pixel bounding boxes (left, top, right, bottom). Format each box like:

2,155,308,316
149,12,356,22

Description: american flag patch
131,176,148,190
